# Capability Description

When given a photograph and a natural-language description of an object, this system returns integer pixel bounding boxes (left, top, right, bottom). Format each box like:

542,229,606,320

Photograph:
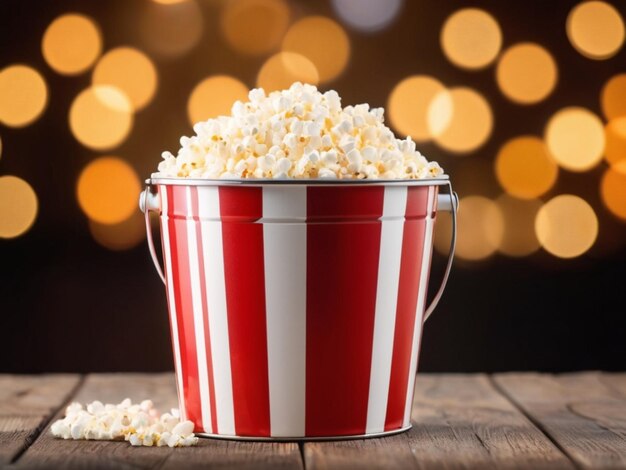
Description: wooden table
1,372,625,469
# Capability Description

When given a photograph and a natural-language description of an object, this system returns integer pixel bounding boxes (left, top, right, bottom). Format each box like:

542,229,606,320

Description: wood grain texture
16,373,303,470
0,374,81,465
494,372,626,469
305,374,572,470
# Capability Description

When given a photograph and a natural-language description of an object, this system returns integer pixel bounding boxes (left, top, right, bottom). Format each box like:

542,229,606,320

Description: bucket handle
424,181,458,322
140,185,166,284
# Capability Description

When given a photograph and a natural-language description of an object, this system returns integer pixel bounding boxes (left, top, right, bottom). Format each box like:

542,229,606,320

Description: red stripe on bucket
305,186,384,436
190,187,218,434
385,186,429,431
219,187,271,437
167,185,203,430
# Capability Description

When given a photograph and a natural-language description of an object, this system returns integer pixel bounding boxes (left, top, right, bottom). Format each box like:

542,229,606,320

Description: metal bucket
140,177,457,440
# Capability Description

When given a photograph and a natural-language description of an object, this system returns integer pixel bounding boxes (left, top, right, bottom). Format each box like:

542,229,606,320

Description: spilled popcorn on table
50,399,199,448
156,82,444,180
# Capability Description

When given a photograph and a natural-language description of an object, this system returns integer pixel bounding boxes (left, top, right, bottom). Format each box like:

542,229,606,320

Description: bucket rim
147,175,450,187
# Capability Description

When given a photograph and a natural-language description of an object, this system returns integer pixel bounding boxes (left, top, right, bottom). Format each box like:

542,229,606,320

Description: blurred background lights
428,87,493,154
545,107,605,172
220,0,290,56
188,75,249,126
42,13,102,75
77,157,141,225
138,0,203,58
387,75,446,141
0,176,38,239
441,8,502,70
89,209,146,251
92,47,158,112
496,43,558,104
257,52,319,93
0,65,48,128
496,195,542,257
282,16,350,83
604,118,626,169
495,136,558,199
566,1,625,60
601,74,626,120
601,165,626,220
331,0,403,33
69,86,133,150
535,195,598,258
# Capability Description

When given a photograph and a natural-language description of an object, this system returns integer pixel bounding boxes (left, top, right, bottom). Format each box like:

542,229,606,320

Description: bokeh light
188,75,249,125
604,118,626,169
0,65,48,128
138,0,203,58
566,1,625,60
387,75,446,141
601,165,626,220
545,107,605,172
89,209,146,251
496,43,558,104
69,86,133,150
435,195,504,261
601,74,626,121
220,0,290,56
77,157,141,225
496,195,542,257
441,8,502,70
256,52,319,93
331,0,403,33
42,13,102,75
535,195,598,258
428,87,493,154
495,136,558,199
282,16,350,83
92,47,158,112
0,176,38,239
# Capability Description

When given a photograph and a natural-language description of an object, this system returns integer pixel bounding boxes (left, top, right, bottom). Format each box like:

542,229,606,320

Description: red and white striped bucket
141,179,457,440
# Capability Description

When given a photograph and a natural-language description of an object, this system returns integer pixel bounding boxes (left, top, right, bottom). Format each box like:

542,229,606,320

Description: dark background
1,0,625,373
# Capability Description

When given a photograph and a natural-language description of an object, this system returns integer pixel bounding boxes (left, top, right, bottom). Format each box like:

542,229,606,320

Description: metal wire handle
141,187,166,284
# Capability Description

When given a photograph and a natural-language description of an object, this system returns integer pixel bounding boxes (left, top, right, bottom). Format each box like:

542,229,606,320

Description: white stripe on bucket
197,186,236,436
160,187,187,421
261,186,307,437
185,187,212,433
365,185,407,434
402,186,436,426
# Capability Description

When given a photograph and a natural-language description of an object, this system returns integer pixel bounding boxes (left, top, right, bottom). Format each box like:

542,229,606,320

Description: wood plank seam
488,375,582,470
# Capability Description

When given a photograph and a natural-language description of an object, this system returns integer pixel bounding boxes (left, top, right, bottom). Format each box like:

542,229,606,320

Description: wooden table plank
16,373,303,470
494,372,626,469
0,374,81,466
305,374,572,469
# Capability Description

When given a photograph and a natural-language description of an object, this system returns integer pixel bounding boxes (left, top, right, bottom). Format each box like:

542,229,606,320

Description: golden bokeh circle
495,136,558,199
496,194,542,257
428,87,493,154
221,0,290,56
282,16,350,83
69,86,134,150
89,209,146,251
0,176,38,239
535,195,598,258
77,157,141,225
601,166,626,220
566,1,625,60
0,65,48,128
188,75,249,125
441,8,502,70
387,75,446,141
601,74,626,121
42,13,102,75
92,47,158,111
545,107,605,172
256,52,319,93
496,43,558,104
604,118,626,169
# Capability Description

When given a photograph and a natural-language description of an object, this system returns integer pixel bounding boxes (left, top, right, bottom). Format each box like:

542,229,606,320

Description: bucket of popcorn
140,83,457,440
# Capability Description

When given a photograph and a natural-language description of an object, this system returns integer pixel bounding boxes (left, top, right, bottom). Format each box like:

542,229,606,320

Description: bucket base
196,424,412,441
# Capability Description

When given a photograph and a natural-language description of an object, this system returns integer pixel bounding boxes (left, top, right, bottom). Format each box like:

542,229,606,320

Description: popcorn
50,399,198,448
155,82,444,180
